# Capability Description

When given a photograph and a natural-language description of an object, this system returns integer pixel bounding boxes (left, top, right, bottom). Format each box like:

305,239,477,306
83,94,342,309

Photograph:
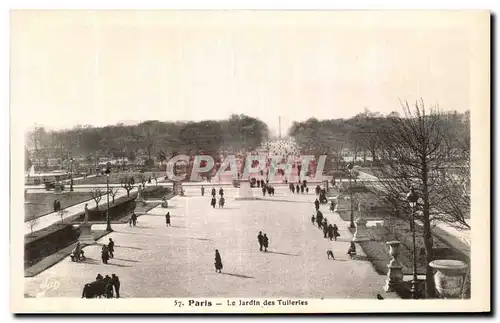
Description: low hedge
142,186,172,199
25,196,137,269
25,224,79,269
82,196,136,222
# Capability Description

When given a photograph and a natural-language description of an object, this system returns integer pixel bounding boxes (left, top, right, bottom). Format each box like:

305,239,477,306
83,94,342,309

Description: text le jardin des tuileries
174,299,309,308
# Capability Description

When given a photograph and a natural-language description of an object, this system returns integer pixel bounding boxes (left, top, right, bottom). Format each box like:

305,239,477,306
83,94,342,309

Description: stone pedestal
384,241,404,292
78,222,95,245
235,180,261,200
352,213,370,242
429,259,468,299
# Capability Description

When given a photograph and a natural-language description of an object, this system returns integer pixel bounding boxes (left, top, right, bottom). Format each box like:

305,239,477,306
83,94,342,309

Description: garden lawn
24,192,94,222
71,172,165,185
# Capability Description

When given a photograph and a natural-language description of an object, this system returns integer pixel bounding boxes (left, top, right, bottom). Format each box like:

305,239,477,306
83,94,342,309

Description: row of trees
289,101,470,298
25,114,270,168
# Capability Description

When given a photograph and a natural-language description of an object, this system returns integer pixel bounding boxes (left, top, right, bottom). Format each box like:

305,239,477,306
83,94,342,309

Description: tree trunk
422,162,436,298
127,189,130,197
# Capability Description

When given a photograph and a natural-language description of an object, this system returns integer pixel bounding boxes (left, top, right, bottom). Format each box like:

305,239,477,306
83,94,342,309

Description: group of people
84,273,120,298
315,185,328,204
312,200,358,258
257,231,270,252
311,210,341,241
209,186,225,208
101,238,115,264
262,184,275,196
289,181,309,194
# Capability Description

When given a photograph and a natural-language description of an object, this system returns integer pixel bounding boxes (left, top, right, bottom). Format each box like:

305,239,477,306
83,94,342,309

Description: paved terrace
25,187,386,298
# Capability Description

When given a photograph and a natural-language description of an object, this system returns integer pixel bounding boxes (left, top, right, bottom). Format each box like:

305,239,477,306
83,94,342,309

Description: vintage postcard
10,10,490,313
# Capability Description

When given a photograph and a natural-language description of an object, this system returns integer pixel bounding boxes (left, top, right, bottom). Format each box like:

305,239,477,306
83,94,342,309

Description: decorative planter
384,241,404,292
352,213,370,242
429,260,468,299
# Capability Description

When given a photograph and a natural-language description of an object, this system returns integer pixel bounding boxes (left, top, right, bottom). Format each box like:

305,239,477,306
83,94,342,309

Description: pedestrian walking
328,224,334,240
263,234,269,252
214,250,223,273
311,214,316,225
211,187,216,197
258,231,264,251
111,274,120,298
131,213,137,226
219,187,224,197
108,238,115,258
211,197,216,208
323,222,328,238
314,198,320,211
333,224,340,241
201,185,205,196
165,212,171,226
262,186,266,196
101,245,109,264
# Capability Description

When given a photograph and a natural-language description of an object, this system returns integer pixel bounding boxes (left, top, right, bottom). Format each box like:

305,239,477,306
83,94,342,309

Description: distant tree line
25,114,269,167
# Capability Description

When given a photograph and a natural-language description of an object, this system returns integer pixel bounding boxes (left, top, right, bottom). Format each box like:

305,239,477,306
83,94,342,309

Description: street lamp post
407,187,419,299
70,157,74,192
105,168,112,232
347,163,355,229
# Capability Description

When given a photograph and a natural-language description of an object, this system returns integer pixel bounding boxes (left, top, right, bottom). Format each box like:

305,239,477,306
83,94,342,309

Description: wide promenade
25,187,386,298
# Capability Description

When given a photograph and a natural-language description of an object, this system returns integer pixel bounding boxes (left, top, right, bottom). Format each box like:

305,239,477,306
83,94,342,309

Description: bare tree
91,188,103,209
28,217,39,235
375,100,470,298
120,177,134,197
109,188,119,204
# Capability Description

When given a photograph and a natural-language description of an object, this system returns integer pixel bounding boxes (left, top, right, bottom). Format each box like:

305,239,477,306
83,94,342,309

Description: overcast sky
11,11,485,134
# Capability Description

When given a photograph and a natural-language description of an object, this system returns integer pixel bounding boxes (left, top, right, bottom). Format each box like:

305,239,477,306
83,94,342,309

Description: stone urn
429,260,468,299
384,240,404,292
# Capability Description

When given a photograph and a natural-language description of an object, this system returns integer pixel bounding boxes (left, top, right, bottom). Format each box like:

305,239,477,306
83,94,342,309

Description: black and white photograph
10,10,490,313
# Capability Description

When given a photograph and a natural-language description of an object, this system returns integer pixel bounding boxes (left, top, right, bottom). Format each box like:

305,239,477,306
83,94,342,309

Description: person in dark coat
330,200,336,212
165,212,171,226
296,184,300,193
211,197,216,208
271,187,275,196
108,238,115,258
131,213,137,226
96,274,103,281
201,186,205,196
323,218,328,229
311,214,316,225
211,187,216,197
323,221,328,238
347,242,356,257
306,187,309,194
263,234,269,252
103,275,113,298
262,186,266,196
101,245,109,264
291,185,295,194
214,250,223,273
316,211,323,229
315,185,321,195
219,187,224,197
53,199,58,212
267,186,272,194
300,185,304,194
258,231,264,251
314,199,320,211
111,274,120,298
333,224,340,241
328,224,334,240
